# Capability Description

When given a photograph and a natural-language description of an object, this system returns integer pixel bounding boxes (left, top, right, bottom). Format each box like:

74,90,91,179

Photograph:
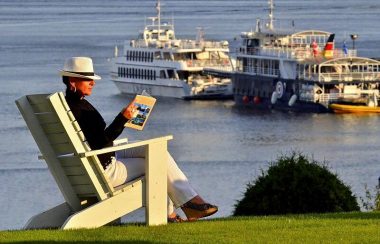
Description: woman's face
69,77,95,97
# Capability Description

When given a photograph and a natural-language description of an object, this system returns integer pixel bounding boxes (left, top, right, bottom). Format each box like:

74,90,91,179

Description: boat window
247,39,259,48
167,69,175,79
351,65,359,72
173,53,184,60
154,70,157,80
321,66,333,73
163,52,171,60
126,51,130,60
160,70,166,79
177,71,187,80
154,51,161,59
242,58,248,67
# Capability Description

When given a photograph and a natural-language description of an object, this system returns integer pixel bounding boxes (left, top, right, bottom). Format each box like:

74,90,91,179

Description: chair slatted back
16,92,115,211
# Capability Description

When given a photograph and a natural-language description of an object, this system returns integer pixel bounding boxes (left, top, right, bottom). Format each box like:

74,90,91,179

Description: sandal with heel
168,214,185,223
181,202,218,221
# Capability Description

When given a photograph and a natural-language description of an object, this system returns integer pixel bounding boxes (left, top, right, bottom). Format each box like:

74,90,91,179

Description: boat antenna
172,12,176,39
256,18,261,32
268,0,274,30
196,27,205,43
156,0,161,40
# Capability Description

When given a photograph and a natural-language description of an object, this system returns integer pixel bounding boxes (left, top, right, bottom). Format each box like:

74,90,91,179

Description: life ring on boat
187,60,193,67
223,59,230,65
253,96,261,104
275,81,284,98
242,95,249,104
315,88,323,95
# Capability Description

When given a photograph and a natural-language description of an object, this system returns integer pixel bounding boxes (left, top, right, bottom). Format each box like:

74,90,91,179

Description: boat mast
268,0,274,30
156,0,161,40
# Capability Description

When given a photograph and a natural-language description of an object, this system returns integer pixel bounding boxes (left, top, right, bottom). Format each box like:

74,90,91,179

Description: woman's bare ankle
168,212,177,218
186,195,204,205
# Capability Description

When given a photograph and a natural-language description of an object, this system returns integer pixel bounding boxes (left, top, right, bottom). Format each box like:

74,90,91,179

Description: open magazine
124,91,156,130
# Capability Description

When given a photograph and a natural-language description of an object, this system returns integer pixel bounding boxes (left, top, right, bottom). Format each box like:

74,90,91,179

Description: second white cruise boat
109,0,233,99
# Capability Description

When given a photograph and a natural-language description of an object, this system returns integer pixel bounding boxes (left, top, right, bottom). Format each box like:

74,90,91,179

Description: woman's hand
122,101,137,120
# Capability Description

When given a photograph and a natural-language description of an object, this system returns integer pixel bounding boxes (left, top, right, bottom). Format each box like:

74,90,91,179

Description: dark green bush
234,152,359,216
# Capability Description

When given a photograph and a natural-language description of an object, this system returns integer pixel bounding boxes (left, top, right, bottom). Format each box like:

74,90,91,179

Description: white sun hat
59,57,101,80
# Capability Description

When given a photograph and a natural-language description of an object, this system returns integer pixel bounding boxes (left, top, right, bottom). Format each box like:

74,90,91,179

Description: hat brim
60,70,101,80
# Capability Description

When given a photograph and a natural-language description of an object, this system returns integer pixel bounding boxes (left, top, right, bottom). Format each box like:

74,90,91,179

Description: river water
1,0,380,230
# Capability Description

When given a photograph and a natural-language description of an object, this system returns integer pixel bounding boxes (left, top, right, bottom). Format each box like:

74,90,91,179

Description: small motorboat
329,103,380,113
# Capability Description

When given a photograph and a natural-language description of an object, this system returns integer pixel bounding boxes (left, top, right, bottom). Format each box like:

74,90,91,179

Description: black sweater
65,90,128,169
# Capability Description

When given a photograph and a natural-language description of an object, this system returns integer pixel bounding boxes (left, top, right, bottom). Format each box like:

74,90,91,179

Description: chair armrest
78,135,173,158
113,137,129,145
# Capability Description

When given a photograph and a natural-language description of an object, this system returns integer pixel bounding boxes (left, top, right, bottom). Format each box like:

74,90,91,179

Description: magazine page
124,93,156,130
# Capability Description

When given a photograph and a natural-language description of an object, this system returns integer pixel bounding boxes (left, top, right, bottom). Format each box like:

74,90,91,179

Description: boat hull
183,93,233,100
329,103,380,113
113,80,186,98
233,73,329,113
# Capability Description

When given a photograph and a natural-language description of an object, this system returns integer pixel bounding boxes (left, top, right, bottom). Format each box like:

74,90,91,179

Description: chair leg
145,141,168,226
62,180,144,229
24,202,72,229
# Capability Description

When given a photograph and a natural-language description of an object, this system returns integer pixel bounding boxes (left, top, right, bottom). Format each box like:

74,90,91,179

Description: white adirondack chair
15,92,172,229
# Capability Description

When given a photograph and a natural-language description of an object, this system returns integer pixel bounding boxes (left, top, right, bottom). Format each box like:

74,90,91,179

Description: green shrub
360,182,380,211
234,152,359,216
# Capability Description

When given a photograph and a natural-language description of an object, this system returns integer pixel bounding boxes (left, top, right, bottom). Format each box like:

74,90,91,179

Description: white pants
104,146,197,213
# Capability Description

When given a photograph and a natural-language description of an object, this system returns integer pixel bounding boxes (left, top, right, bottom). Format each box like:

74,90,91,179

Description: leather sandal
168,214,185,223
181,202,218,221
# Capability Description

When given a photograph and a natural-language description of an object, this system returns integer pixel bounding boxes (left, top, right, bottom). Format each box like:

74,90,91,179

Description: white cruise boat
233,0,380,112
109,0,233,99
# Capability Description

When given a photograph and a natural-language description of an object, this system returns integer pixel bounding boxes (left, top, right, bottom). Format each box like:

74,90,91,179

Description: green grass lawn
1,212,380,243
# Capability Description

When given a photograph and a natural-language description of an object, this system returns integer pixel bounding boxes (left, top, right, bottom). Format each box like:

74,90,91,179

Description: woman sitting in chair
60,57,218,222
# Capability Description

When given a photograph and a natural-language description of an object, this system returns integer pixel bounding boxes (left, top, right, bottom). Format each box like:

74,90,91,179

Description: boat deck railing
185,59,233,69
239,46,357,60
203,65,234,72
238,66,280,76
299,72,380,83
301,92,378,105
130,39,228,50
